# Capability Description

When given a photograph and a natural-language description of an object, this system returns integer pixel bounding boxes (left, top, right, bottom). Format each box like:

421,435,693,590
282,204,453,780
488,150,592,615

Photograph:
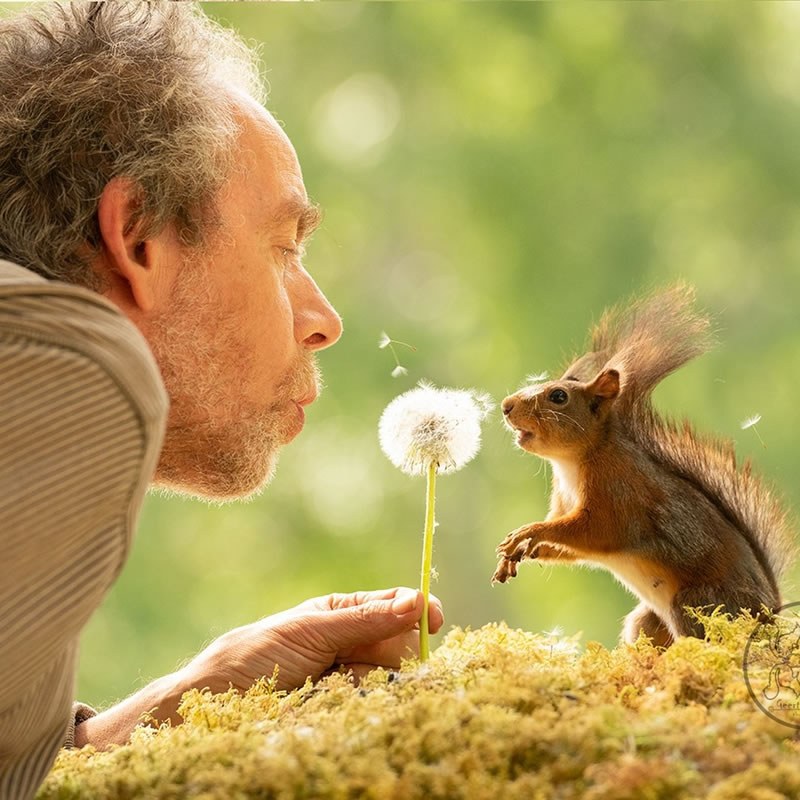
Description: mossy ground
40,611,800,799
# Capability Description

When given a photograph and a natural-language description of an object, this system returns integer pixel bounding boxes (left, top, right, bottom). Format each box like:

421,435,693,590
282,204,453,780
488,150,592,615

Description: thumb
320,587,422,654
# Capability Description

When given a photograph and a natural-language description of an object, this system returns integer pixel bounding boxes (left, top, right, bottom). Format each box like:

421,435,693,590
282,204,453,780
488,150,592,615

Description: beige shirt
0,260,168,799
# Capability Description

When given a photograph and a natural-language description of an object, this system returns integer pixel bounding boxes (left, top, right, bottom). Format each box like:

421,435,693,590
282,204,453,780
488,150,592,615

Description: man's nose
293,270,343,351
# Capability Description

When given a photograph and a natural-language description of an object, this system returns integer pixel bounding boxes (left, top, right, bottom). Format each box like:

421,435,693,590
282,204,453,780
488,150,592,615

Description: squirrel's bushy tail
567,283,793,584
641,420,795,582
590,283,714,415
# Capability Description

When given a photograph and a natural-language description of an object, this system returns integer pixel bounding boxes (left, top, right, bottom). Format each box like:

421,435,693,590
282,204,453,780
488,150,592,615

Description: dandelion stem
419,460,437,661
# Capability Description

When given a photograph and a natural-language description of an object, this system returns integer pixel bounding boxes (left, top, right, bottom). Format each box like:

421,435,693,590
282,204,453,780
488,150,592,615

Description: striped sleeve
62,703,97,750
0,260,168,799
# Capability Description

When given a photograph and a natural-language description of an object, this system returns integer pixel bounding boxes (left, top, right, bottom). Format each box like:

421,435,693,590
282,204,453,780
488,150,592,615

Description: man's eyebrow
270,197,323,242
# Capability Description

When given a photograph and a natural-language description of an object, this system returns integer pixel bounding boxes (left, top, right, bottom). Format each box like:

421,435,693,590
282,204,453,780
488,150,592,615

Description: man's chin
151,444,282,505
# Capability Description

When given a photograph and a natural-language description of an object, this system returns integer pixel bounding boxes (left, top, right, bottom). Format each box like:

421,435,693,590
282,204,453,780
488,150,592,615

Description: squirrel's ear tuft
588,369,620,412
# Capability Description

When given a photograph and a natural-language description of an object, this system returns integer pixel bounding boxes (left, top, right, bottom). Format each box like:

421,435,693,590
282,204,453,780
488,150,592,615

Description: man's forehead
225,91,314,227
222,84,299,171
237,113,298,172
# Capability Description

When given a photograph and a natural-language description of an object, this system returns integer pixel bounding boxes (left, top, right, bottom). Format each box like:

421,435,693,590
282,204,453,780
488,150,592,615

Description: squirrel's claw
491,556,518,584
496,526,535,558
493,524,542,583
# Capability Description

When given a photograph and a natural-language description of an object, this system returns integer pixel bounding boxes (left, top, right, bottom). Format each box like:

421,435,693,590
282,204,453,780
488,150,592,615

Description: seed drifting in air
379,331,417,378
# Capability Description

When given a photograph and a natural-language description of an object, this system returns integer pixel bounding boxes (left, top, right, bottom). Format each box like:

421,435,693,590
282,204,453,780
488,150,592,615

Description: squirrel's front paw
496,525,536,558
491,556,518,584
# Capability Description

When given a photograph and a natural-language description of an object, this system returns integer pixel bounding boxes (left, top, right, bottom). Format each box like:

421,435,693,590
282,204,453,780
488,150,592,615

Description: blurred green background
23,1,800,708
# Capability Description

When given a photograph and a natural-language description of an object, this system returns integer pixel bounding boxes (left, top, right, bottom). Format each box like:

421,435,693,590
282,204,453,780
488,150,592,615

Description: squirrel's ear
588,369,620,412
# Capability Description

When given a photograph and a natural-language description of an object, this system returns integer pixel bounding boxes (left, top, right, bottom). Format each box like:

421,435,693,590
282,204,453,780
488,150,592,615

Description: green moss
40,612,800,799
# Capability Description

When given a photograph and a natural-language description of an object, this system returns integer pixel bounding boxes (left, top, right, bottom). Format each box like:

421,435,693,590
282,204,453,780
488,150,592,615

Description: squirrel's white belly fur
595,555,677,620
550,458,676,618
550,459,581,509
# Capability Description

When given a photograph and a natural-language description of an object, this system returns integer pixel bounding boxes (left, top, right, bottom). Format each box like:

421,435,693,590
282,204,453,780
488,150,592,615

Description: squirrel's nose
502,397,516,416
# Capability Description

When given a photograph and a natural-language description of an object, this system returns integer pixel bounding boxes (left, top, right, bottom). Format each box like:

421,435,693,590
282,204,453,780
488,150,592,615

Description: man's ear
587,368,620,413
96,178,156,312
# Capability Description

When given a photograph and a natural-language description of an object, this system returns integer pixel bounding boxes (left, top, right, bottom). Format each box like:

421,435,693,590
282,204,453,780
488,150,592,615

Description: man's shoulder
0,258,124,317
0,258,47,284
0,258,169,429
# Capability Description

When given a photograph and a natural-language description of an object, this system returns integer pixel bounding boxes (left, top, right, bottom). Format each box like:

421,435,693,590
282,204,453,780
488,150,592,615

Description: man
0,3,443,797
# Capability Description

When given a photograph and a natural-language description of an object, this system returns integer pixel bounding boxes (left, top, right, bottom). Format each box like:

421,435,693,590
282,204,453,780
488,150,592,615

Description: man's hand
182,587,444,693
75,587,444,750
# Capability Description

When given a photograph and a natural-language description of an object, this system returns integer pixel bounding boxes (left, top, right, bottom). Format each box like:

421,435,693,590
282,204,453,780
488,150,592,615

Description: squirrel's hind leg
622,603,674,648
669,587,771,640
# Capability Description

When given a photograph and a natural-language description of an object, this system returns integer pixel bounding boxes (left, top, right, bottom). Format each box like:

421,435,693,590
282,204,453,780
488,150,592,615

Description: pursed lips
286,393,316,441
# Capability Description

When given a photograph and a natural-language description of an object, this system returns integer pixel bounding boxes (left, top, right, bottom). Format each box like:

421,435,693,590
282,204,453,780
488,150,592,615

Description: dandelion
379,382,493,475
379,381,492,660
741,413,766,449
379,331,417,378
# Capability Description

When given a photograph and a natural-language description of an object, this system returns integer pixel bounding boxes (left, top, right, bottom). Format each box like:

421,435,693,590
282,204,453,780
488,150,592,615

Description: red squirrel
492,285,794,647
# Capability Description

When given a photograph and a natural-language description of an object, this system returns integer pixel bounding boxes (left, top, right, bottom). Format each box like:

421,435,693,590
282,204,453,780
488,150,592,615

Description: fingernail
391,588,417,615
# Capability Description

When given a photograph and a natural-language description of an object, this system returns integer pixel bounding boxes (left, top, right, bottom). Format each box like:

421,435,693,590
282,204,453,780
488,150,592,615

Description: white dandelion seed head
378,331,392,350
741,414,762,430
378,381,494,476
391,365,408,378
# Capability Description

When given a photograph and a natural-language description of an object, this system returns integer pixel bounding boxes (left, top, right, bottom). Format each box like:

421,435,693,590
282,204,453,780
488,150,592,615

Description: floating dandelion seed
526,371,550,385
379,381,493,660
378,331,417,377
741,414,766,449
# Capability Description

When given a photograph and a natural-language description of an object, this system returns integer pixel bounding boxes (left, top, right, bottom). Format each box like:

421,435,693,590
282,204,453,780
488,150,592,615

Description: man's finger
328,588,443,632
314,588,423,655
297,587,415,614
339,631,419,669
324,587,417,612
336,597,445,666
427,593,445,634
298,588,444,634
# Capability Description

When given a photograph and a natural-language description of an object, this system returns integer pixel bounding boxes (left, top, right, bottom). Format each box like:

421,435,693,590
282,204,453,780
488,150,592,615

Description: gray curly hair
0,1,264,291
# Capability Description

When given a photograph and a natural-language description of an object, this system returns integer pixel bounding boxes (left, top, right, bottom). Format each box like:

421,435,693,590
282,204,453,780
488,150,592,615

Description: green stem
419,460,437,661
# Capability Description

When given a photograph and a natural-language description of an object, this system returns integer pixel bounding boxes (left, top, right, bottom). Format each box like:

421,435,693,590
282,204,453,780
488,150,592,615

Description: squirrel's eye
548,388,568,405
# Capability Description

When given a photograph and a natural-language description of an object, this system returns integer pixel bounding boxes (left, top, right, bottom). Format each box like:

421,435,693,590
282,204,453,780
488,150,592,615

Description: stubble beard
147,256,321,504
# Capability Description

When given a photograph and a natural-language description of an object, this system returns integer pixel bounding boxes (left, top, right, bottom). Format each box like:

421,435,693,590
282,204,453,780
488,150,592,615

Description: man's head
0,2,342,502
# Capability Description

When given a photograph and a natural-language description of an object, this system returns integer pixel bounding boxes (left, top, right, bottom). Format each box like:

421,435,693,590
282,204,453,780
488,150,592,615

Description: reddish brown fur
494,285,795,646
